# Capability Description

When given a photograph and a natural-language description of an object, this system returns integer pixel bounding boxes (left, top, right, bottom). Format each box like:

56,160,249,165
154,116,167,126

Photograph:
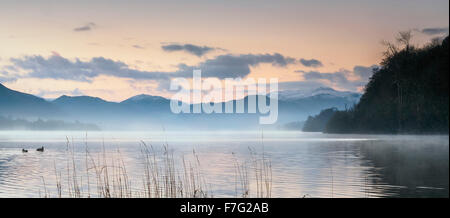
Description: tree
325,33,449,134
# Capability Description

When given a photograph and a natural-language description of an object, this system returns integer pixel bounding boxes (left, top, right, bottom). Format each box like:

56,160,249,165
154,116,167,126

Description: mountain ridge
1,83,361,130
0,83,61,118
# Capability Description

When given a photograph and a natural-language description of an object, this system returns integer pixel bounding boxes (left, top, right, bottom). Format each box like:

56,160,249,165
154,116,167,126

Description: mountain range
274,87,361,102
0,83,361,130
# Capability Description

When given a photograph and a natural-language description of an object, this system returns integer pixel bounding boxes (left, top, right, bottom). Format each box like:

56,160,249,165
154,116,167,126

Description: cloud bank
2,52,377,93
8,55,170,82
4,53,297,82
296,65,378,91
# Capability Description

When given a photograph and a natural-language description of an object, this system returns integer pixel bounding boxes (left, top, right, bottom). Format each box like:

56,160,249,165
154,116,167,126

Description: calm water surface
0,131,448,198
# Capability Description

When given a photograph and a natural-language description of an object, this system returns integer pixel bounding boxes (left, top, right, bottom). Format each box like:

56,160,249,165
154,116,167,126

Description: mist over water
0,131,448,198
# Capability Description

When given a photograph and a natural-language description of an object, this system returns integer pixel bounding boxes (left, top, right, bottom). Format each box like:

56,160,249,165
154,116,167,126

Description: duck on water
22,147,44,152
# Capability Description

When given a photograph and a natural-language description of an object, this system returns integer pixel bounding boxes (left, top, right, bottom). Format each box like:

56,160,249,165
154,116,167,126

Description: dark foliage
302,108,337,132
325,35,449,134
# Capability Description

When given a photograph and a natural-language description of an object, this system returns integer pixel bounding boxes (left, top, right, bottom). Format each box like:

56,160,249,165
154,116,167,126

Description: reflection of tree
360,140,449,197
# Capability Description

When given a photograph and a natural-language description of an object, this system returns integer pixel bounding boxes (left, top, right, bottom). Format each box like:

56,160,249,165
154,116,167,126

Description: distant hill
121,94,170,105
326,36,449,134
52,95,124,121
0,83,61,118
120,94,172,115
50,94,173,129
0,82,361,130
275,87,361,103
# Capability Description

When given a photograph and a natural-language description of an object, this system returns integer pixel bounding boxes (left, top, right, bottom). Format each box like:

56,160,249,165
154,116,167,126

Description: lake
0,131,448,198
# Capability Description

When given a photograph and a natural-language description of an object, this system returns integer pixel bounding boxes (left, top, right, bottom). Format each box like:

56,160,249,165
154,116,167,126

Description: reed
232,146,272,198
44,140,272,198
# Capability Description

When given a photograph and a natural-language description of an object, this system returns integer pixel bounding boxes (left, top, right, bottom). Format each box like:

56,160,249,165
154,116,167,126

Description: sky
0,0,448,102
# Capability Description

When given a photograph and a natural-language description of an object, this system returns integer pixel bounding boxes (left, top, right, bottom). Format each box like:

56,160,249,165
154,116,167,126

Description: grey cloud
161,43,215,57
73,22,96,32
421,27,449,35
4,65,18,71
173,53,296,79
132,45,145,49
0,75,17,83
302,70,351,85
71,88,83,96
296,65,378,91
36,88,84,98
5,53,296,82
9,55,170,82
278,80,326,91
353,65,378,81
0,70,17,83
241,53,296,67
299,58,323,68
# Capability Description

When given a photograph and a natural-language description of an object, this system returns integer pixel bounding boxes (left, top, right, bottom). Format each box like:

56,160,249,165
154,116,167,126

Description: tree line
323,33,449,134
0,116,100,131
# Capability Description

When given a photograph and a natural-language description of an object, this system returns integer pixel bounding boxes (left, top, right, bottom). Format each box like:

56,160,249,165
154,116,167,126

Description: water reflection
0,131,448,198
359,139,449,198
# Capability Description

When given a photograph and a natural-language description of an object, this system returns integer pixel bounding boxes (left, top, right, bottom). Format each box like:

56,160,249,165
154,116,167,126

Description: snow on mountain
272,87,362,102
121,94,168,103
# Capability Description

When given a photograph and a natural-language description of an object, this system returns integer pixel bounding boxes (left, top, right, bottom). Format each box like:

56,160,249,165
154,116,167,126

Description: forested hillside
326,34,449,134
302,108,337,132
